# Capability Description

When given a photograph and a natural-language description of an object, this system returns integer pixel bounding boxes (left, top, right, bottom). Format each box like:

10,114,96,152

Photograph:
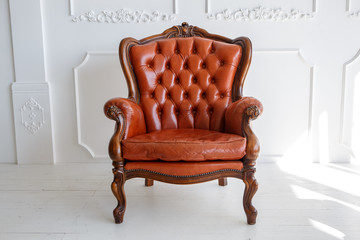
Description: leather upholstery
125,160,243,176
104,98,146,139
122,128,246,161
225,97,263,137
130,37,242,132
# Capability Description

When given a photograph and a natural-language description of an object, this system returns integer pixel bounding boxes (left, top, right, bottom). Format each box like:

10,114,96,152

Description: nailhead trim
125,168,242,178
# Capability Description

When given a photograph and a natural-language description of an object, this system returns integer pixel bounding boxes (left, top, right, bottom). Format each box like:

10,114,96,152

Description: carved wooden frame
105,22,260,225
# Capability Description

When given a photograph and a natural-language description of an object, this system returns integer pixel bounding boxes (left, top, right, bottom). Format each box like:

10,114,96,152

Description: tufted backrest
129,37,242,132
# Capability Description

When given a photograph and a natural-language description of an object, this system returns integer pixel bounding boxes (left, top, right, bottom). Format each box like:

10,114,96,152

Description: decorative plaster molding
207,6,314,21
346,0,360,18
340,50,360,156
74,52,117,158
312,0,317,12
253,50,314,159
21,98,45,134
173,0,178,14
69,0,74,15
72,9,175,23
256,49,314,133
349,11,360,18
205,0,317,14
345,0,360,16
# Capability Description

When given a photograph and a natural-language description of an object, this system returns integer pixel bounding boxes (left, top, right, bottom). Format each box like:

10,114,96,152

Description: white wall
3,0,360,164
0,0,16,163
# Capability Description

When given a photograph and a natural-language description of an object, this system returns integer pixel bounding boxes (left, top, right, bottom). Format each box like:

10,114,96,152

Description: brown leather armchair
104,22,263,225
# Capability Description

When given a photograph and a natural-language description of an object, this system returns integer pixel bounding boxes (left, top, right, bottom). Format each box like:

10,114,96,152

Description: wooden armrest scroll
246,105,260,120
242,105,261,169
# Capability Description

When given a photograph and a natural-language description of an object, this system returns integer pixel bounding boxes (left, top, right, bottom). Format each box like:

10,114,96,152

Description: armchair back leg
218,178,228,186
145,178,154,187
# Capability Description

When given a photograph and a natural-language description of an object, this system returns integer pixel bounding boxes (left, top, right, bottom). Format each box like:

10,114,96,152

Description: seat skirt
122,129,246,161
125,160,243,176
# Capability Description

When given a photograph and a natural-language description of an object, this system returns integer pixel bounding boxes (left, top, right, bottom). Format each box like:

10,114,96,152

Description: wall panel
342,50,360,164
246,50,313,160
74,52,126,158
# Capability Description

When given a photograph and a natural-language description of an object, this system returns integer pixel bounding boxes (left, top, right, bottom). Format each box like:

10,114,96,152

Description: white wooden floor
0,162,359,240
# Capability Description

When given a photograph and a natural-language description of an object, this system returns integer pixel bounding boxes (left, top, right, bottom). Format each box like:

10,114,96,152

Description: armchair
104,22,263,225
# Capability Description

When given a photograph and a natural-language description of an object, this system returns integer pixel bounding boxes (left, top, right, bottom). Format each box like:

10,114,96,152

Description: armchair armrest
225,97,263,136
104,98,146,162
104,98,146,139
225,97,263,168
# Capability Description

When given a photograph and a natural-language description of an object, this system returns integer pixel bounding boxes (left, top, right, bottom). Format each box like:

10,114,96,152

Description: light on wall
319,111,329,164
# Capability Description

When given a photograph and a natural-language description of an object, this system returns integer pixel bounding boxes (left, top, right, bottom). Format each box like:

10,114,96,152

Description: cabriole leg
242,169,258,225
111,162,126,224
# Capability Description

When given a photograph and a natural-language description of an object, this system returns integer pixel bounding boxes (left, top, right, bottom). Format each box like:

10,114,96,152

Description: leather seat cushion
122,129,246,161
125,161,243,176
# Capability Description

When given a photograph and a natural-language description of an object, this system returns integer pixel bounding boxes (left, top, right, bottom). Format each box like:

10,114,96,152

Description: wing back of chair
120,23,252,132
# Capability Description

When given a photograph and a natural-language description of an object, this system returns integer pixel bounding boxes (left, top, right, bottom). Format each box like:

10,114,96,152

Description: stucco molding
72,9,175,23
207,6,314,21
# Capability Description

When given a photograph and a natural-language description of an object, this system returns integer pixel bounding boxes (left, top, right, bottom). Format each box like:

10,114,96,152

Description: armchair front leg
242,105,261,225
112,161,126,223
106,105,126,223
225,98,262,225
104,98,146,223
243,168,258,225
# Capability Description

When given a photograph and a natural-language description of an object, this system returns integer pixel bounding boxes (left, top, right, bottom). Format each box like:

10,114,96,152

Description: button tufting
129,36,246,135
